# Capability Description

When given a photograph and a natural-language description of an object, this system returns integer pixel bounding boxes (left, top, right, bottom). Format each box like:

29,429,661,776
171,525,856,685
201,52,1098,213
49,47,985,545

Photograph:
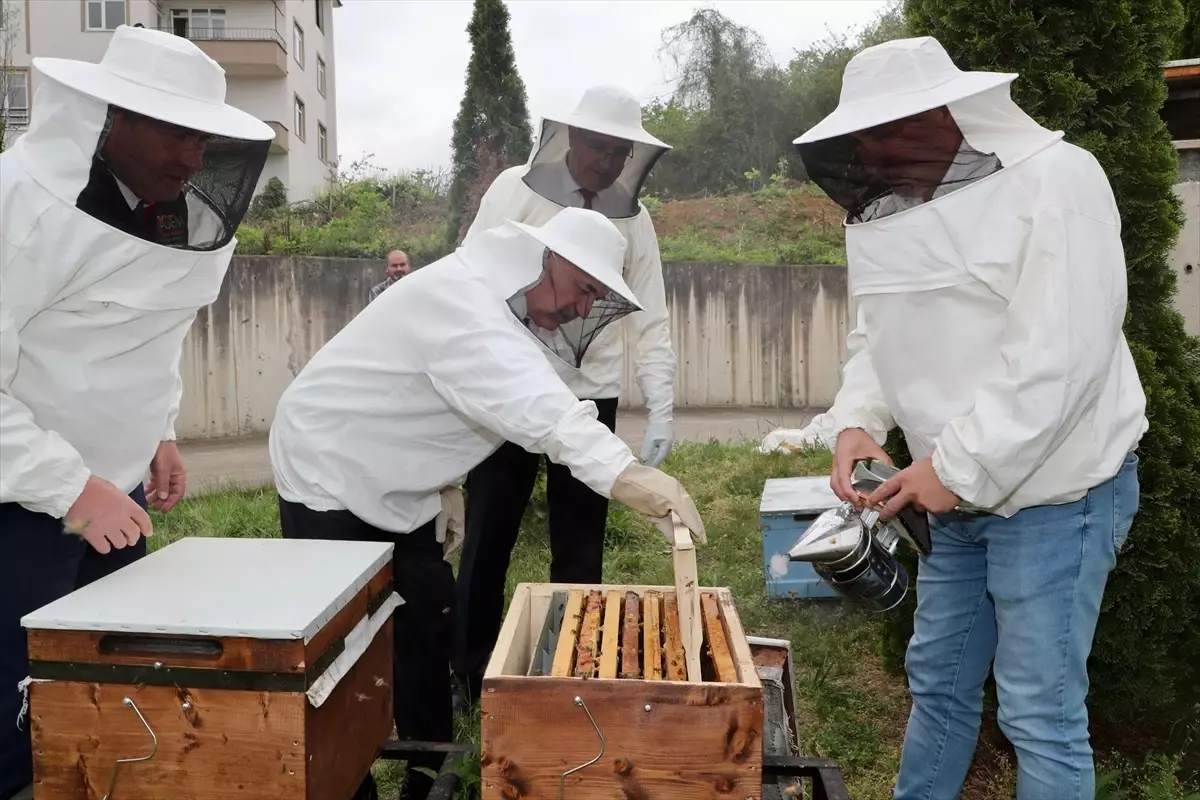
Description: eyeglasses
583,138,633,162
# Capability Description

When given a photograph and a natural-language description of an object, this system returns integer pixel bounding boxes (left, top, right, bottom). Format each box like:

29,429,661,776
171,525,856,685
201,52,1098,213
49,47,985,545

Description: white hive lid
21,537,394,642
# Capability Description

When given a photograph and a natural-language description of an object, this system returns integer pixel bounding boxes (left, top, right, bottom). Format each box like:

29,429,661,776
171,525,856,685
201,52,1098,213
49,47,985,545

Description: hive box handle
97,634,224,659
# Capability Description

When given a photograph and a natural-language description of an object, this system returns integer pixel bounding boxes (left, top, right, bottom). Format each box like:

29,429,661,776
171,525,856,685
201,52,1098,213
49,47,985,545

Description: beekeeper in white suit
451,86,677,704
268,206,704,800
792,37,1146,800
0,26,273,799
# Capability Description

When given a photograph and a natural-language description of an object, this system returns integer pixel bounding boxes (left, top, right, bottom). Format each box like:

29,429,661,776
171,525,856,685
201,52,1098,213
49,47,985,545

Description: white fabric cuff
931,438,990,510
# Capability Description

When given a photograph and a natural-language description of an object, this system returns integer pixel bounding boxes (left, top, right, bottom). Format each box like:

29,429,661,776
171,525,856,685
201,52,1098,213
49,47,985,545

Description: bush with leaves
1176,0,1199,58
880,0,1200,740
236,157,454,266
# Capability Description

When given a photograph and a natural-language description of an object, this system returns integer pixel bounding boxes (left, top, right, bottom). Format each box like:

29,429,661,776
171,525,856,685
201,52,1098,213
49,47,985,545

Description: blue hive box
760,476,843,600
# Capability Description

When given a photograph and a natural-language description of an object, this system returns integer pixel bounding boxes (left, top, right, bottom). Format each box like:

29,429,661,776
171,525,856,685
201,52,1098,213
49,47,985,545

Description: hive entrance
529,589,739,683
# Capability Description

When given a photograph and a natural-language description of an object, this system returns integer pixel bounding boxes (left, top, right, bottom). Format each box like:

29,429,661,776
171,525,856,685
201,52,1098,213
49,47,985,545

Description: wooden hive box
20,537,401,800
481,582,764,800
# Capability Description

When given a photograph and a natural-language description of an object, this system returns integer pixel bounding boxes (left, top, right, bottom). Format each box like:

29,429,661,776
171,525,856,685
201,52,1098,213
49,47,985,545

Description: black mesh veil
796,109,1004,224
521,119,666,220
80,105,270,251
517,247,640,369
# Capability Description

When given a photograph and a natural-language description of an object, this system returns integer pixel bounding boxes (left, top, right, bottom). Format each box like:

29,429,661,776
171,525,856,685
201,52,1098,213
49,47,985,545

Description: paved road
179,408,819,495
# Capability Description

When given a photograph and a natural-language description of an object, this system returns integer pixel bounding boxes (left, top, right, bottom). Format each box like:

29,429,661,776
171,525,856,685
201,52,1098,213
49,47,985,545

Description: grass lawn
145,441,1195,800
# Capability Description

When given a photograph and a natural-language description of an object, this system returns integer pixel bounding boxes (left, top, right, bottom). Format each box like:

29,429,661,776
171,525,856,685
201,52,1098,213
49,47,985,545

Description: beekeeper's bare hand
831,428,893,508
866,457,959,518
147,441,187,512
64,476,153,554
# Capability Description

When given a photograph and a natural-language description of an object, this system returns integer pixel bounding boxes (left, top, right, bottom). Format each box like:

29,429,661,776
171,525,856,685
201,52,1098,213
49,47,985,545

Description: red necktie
579,189,595,210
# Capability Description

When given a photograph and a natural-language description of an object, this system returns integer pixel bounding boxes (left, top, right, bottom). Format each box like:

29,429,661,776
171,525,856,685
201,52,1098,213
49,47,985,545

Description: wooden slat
598,591,622,679
643,590,663,681
662,592,687,682
573,591,604,679
550,590,585,678
717,588,761,689
672,515,703,683
620,592,641,679
700,592,738,684
493,584,533,679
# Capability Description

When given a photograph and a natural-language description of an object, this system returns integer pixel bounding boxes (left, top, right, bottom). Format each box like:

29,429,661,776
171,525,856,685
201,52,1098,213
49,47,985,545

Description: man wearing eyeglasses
449,85,678,710
522,128,637,217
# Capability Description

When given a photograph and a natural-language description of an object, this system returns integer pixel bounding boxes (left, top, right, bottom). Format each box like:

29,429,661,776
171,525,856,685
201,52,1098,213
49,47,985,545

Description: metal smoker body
786,460,933,611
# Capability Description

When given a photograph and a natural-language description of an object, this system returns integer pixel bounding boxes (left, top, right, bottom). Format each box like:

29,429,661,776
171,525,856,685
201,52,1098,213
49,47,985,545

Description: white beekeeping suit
464,85,677,464
794,36,1147,516
269,207,706,543
786,38,1148,800
0,25,272,799
449,88,679,701
1,27,272,516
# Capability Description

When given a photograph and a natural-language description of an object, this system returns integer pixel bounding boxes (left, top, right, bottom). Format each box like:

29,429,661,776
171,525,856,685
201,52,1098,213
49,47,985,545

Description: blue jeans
894,453,1140,800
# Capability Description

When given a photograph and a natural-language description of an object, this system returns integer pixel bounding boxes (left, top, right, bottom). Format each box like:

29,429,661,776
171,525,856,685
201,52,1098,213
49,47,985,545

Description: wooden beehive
480,581,764,800
20,537,399,800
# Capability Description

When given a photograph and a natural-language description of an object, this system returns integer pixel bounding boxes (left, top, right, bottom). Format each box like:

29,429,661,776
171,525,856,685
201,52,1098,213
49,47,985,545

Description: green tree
786,1,907,177
1176,0,1200,57
886,0,1200,727
445,0,533,245
649,8,793,197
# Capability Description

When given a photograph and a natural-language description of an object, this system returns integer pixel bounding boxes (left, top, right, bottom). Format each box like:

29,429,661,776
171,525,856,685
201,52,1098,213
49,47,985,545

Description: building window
317,56,326,97
2,70,30,128
293,21,304,68
314,0,324,33
317,122,327,163
294,95,306,142
170,9,226,39
86,0,126,31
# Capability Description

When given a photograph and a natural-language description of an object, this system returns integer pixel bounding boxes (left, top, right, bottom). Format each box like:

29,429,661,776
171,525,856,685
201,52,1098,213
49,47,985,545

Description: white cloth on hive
305,591,403,708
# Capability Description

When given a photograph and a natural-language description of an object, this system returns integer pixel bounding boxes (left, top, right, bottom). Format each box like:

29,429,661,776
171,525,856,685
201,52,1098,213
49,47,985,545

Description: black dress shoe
451,670,484,714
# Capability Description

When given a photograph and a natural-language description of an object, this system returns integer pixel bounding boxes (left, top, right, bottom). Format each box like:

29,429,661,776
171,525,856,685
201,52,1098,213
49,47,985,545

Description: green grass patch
149,442,912,799
146,440,1196,799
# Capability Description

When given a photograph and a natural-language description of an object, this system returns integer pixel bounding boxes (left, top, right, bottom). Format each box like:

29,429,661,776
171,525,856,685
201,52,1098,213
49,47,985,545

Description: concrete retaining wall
176,259,852,439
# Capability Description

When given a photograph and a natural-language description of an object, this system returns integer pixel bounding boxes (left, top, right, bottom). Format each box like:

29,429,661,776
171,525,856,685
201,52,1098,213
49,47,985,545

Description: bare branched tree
0,0,22,153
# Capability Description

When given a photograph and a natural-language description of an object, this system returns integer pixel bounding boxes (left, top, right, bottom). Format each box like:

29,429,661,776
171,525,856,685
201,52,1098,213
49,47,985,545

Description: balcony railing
1,108,30,128
155,27,287,52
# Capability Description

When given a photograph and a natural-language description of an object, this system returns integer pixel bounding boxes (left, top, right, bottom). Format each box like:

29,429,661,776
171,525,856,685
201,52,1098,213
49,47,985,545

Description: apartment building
0,0,340,201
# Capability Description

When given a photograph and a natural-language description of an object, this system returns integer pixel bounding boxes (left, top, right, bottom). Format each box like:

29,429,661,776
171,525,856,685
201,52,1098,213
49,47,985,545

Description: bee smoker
785,460,933,612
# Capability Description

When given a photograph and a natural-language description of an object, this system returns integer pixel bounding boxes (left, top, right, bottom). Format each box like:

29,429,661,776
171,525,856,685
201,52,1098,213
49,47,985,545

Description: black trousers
451,397,619,695
278,499,455,800
0,486,149,800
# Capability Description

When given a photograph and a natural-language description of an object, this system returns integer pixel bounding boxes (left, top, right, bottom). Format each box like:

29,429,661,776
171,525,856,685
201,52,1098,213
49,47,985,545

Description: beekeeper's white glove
611,463,706,545
436,484,465,561
640,421,675,468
